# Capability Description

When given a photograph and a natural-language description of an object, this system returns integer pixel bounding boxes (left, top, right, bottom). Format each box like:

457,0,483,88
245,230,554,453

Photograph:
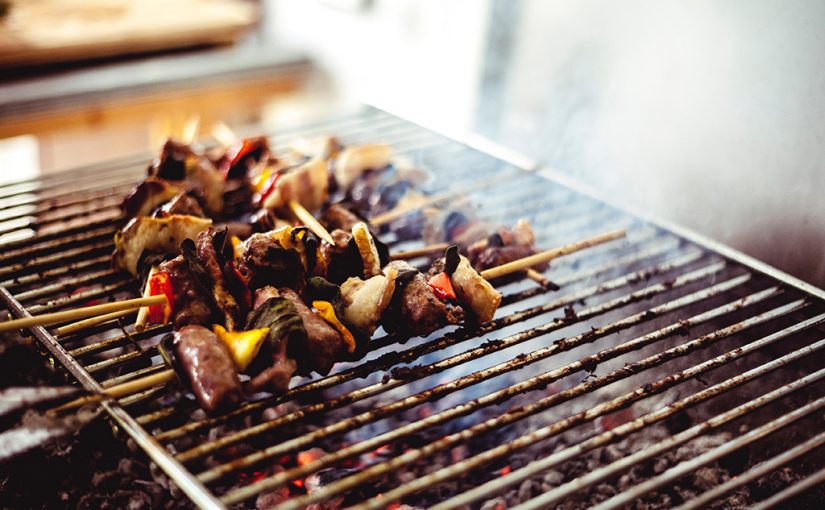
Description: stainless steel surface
0,105,823,509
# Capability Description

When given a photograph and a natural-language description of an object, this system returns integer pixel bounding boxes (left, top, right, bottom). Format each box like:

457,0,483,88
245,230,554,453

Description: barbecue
1,107,823,509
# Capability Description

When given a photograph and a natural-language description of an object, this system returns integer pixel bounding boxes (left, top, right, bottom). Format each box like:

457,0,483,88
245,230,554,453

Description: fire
370,444,391,458
297,448,325,466
500,465,511,476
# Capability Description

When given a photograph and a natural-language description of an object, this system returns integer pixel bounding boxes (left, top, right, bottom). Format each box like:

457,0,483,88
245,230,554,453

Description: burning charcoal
256,467,291,510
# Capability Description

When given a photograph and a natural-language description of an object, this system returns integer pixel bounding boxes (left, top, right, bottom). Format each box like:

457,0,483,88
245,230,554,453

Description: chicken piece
262,158,329,213
195,229,241,330
173,325,244,415
159,255,216,328
449,255,502,324
279,288,344,376
121,177,182,218
334,144,393,190
113,214,212,276
340,267,398,336
381,261,463,337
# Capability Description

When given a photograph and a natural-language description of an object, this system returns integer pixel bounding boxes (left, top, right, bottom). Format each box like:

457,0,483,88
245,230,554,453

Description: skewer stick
134,265,159,332
390,242,451,260
288,200,335,245
369,173,513,227
480,229,626,280
525,268,551,287
0,295,167,333
56,309,135,337
50,369,176,413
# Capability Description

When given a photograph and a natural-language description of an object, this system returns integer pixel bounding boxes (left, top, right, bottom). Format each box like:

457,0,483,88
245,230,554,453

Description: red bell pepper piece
259,172,281,207
427,272,456,301
147,271,174,324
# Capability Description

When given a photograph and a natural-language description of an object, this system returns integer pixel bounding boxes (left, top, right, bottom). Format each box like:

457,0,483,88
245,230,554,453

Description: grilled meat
322,203,364,232
149,139,224,215
155,192,205,217
173,325,244,415
381,261,463,337
239,233,306,292
279,288,344,376
466,219,546,273
159,256,216,328
112,214,212,276
244,290,303,394
195,229,242,330
121,177,181,218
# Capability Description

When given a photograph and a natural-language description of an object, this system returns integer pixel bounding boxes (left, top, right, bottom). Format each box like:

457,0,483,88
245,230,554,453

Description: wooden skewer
369,173,513,227
0,295,167,334
288,200,335,245
134,265,160,332
525,268,551,287
390,242,451,260
51,369,176,413
480,229,626,280
56,309,135,337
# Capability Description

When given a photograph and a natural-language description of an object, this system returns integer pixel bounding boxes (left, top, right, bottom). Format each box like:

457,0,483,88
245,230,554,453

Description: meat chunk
155,192,205,217
121,177,181,218
449,255,502,324
112,214,212,276
239,232,305,292
322,203,363,232
279,288,344,376
173,325,244,415
159,256,215,328
195,229,241,330
319,229,358,284
466,219,547,274
381,261,463,337
149,139,224,215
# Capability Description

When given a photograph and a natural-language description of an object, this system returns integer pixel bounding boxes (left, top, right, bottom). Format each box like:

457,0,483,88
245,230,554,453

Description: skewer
288,200,335,245
134,265,159,332
211,121,237,148
47,229,626,412
50,369,176,413
56,309,135,337
479,228,626,280
369,173,512,227
0,295,167,333
525,268,551,288
390,242,451,260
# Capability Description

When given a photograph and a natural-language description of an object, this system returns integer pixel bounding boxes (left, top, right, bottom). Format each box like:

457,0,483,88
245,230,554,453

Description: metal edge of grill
0,104,823,510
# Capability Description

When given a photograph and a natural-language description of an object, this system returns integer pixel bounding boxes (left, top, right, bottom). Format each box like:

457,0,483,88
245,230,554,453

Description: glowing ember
599,407,635,432
499,465,511,476
297,447,326,466
370,444,391,458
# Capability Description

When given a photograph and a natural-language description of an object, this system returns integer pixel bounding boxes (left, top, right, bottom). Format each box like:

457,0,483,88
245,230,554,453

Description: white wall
488,0,825,286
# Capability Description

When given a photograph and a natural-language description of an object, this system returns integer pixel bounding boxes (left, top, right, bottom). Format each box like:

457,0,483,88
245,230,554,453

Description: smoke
474,0,825,287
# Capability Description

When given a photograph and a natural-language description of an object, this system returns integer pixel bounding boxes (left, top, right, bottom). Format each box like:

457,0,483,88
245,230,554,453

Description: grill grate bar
2,255,110,290
444,313,825,509
192,262,734,478
156,249,713,445
673,429,825,510
591,392,825,510
750,464,825,510
252,299,809,509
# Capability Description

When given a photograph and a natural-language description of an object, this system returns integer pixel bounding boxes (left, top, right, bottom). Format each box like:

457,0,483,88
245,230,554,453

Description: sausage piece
174,325,244,415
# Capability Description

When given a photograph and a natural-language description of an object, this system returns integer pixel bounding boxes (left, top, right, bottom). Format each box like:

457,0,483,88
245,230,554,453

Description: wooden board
0,0,259,68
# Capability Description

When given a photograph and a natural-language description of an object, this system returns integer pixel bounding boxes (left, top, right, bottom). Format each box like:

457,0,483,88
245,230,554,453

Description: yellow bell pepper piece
253,166,273,193
313,300,356,353
230,235,243,260
213,324,270,371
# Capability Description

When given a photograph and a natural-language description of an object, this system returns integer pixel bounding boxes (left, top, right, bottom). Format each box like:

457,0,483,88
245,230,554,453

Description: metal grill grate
1,106,824,509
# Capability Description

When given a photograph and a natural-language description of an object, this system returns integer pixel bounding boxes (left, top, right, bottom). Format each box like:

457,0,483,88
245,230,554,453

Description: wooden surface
0,0,258,68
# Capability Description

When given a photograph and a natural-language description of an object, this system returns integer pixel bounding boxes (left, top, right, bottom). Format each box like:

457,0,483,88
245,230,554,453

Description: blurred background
0,0,822,286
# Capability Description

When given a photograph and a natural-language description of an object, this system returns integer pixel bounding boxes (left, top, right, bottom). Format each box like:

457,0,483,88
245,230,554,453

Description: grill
1,106,824,509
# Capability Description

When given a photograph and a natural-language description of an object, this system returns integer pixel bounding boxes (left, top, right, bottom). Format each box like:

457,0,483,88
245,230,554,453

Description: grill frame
1,105,823,509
